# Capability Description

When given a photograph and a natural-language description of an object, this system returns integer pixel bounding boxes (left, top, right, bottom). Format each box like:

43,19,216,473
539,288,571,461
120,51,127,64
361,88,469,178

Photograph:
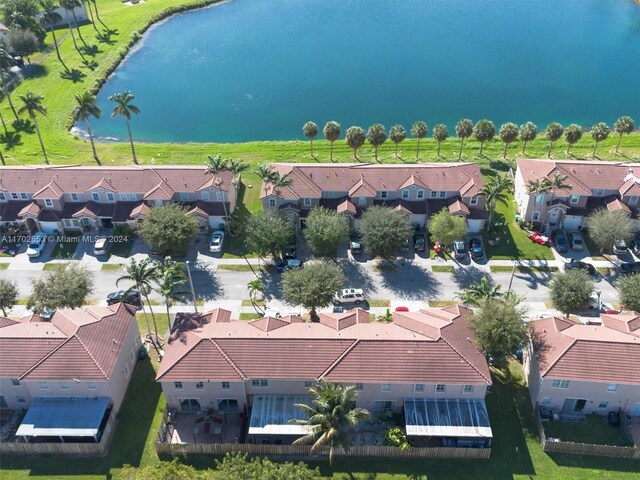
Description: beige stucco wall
536,379,640,415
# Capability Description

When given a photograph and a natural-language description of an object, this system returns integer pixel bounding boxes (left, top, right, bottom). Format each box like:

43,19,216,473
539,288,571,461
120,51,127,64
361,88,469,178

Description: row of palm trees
303,116,636,162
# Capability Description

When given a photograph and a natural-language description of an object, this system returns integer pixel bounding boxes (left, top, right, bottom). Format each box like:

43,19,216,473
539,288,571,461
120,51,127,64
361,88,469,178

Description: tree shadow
21,64,48,79
189,260,224,300
337,258,377,296
11,119,35,134
512,263,555,290
82,59,99,71
451,265,493,289
60,68,86,83
257,267,281,301
96,31,117,44
378,259,441,300
80,43,102,56
0,131,22,149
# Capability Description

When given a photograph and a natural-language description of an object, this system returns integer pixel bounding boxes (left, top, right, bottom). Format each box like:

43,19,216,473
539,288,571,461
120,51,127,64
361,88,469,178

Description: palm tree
256,164,277,198
526,178,551,196
499,122,519,159
290,381,370,466
345,126,365,160
541,173,572,229
117,258,160,346
614,116,634,153
564,124,582,155
366,123,387,161
519,122,537,155
228,158,248,187
482,173,514,230
247,279,265,315
58,0,83,57
109,91,140,164
18,92,49,164
205,153,231,222
323,121,341,161
411,121,427,159
455,118,473,160
457,277,504,306
73,91,101,163
303,121,318,158
81,0,98,31
155,257,187,329
272,172,293,195
590,122,610,158
0,70,19,122
0,90,8,134
40,0,68,71
432,124,448,157
60,0,87,46
389,124,406,157
545,122,564,158
473,119,495,156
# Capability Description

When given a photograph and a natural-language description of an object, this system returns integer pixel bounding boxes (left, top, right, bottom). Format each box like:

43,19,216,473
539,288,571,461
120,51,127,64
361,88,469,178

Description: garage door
563,216,583,230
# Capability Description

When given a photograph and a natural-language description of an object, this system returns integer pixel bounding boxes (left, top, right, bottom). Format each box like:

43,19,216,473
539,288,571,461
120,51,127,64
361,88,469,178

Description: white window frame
551,379,570,389
303,198,312,207
0,193,5,201
413,384,425,393
593,189,604,197
174,381,183,390
435,384,446,393
91,192,100,202
532,211,540,221
201,191,210,201
71,193,79,201
535,194,544,205
607,384,618,392
470,196,478,206
195,381,204,390
381,383,391,392
373,400,394,415
216,191,224,201
463,385,474,394
222,382,231,390
44,199,54,208
541,396,551,405
417,190,425,199
268,198,276,208
119,193,129,201
11,193,19,200
355,383,364,391
380,191,388,200
106,192,115,203
439,191,446,198
251,379,268,388
430,191,438,198
570,194,580,204
401,190,409,200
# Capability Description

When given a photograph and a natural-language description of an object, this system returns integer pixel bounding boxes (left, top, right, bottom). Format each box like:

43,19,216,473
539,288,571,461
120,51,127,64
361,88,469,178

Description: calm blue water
90,0,640,143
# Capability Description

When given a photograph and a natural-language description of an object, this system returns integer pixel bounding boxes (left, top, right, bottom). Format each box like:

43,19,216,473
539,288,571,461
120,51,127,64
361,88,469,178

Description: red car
528,232,549,245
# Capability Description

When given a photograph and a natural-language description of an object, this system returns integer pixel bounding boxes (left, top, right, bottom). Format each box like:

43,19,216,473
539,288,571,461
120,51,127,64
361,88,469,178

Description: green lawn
0,263,8,270
432,265,455,273
543,415,632,447
239,312,261,321
101,263,124,271
368,299,391,307
241,299,266,307
490,265,559,273
42,262,68,271
108,240,135,259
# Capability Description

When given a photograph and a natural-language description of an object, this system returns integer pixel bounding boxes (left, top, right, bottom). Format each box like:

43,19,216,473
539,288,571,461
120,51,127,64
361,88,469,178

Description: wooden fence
155,441,491,459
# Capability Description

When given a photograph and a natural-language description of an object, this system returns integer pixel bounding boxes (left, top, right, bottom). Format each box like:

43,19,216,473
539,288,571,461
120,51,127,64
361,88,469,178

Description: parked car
94,236,109,256
631,237,640,256
209,230,224,253
567,231,584,251
333,288,365,305
413,234,426,253
613,240,629,255
551,229,569,253
26,231,47,257
619,261,640,275
106,289,141,306
276,258,302,272
528,232,549,245
263,307,280,318
283,243,297,260
350,235,363,254
453,240,467,259
564,259,596,276
469,238,484,260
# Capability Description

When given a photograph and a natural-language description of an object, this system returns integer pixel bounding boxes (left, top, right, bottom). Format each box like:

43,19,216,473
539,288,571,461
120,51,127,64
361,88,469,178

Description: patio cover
16,397,110,438
404,398,492,438
249,394,313,436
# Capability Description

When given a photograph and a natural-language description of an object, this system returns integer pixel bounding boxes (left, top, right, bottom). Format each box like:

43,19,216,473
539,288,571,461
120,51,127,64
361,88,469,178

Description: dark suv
551,229,569,253
413,234,426,253
107,289,141,306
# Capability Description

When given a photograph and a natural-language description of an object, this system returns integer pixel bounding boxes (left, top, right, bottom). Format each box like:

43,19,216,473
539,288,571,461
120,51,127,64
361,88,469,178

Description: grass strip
432,265,455,273
0,263,9,270
101,263,124,271
239,312,261,321
490,265,558,273
42,262,68,271
368,299,391,307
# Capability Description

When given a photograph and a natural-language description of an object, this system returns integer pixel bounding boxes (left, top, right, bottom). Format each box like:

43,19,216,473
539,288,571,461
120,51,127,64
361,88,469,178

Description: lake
89,0,640,143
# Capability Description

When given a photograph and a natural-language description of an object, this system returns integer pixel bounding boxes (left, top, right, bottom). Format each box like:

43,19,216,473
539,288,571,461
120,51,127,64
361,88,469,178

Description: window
430,191,438,198
435,384,446,393
593,189,604,197
20,193,28,200
532,211,540,221
373,400,393,415
551,379,570,389
0,193,5,201
381,383,391,392
535,194,544,205
40,382,49,390
87,382,96,390
119,193,129,201
355,383,364,391
268,198,276,208
251,379,268,388
303,198,312,207
417,190,425,199
570,194,580,204
17,396,26,404
106,192,115,203
196,382,204,390
11,193,19,200
607,384,618,392
124,364,130,378
71,193,79,201
402,190,409,200
216,191,224,201
222,382,230,390
541,397,551,405
174,382,183,390
439,191,446,198
358,197,367,206
91,192,100,202
413,384,425,393
380,191,388,199
11,379,20,386
60,382,69,390
629,196,639,206
154,200,163,207
129,349,135,362
304,380,314,388
44,199,54,208
470,196,478,206
463,385,474,394
201,191,210,201
598,401,609,409
179,192,189,201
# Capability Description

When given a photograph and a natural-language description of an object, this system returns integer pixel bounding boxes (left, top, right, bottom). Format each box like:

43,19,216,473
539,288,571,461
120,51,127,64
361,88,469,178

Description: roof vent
112,339,117,344
309,173,313,178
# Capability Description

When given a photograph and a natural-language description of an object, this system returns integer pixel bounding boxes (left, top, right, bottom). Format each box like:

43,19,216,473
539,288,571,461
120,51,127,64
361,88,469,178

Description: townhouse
156,305,493,447
259,163,487,233
515,159,640,232
0,303,140,444
0,165,236,234
524,313,640,418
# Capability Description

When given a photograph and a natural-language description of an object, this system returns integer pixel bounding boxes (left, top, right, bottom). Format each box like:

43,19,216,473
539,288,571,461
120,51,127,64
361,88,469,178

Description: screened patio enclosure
248,394,312,440
404,398,492,448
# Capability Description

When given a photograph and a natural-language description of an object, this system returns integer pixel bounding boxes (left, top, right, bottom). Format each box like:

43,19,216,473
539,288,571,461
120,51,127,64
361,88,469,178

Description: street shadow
257,267,281,301
337,258,377,296
451,265,493,289
190,260,223,300
379,259,441,300
513,265,555,290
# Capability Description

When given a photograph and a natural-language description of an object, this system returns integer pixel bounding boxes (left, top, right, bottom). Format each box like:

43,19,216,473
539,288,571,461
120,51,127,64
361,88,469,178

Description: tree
17,92,48,163
427,208,467,248
345,125,365,160
471,297,528,361
617,273,640,312
545,122,564,158
140,204,199,256
281,261,344,318
360,206,412,257
366,123,387,161
227,158,248,187
155,257,187,329
519,121,537,155
205,153,231,221
564,123,582,155
526,178,550,196
457,277,504,306
303,121,318,158
613,116,634,153
117,258,159,343
0,70,19,122
290,381,370,465
590,122,610,157
432,123,448,157
550,270,595,317
455,118,473,160
586,208,634,254
247,279,265,315
39,0,68,70
411,120,427,159
215,453,321,480
59,0,86,46
1,0,45,43
483,172,514,230
0,279,19,316
389,124,406,157
109,91,140,164
304,207,350,257
244,209,294,260
27,264,94,314
0,89,8,134
256,164,277,198
323,121,341,161
119,459,209,480
73,91,101,163
498,122,518,159
8,29,39,62
58,0,82,56
474,119,495,156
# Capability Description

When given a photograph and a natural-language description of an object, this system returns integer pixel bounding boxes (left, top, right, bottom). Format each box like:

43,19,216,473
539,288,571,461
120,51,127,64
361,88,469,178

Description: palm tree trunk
547,141,553,158
566,144,572,156
84,1,99,32
522,141,527,155
0,111,7,133
458,138,464,160
144,292,160,341
394,142,398,157
4,90,19,122
437,141,441,156
31,116,49,164
50,28,69,72
616,133,622,152
374,145,378,161
71,11,87,46
0,149,5,166
126,119,138,164
503,142,508,159
65,11,84,59
92,0,107,29
329,141,333,161
310,138,314,157
84,119,99,163
137,283,152,339
416,138,420,159
592,142,598,158
479,141,484,156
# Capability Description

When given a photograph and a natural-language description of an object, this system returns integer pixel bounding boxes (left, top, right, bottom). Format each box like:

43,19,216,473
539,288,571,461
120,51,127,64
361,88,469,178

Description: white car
333,288,365,305
209,231,224,253
26,232,47,258
94,236,109,256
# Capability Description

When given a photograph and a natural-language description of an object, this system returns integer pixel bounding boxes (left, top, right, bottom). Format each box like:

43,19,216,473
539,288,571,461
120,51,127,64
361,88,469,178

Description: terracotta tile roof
18,202,42,218
261,163,484,200
448,199,470,216
0,317,18,328
87,178,118,193
157,306,491,385
601,312,640,336
0,304,137,381
32,181,64,199
530,316,640,384
71,201,102,218
0,201,31,222
336,199,357,214
184,200,228,218
112,201,148,222
606,196,631,213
